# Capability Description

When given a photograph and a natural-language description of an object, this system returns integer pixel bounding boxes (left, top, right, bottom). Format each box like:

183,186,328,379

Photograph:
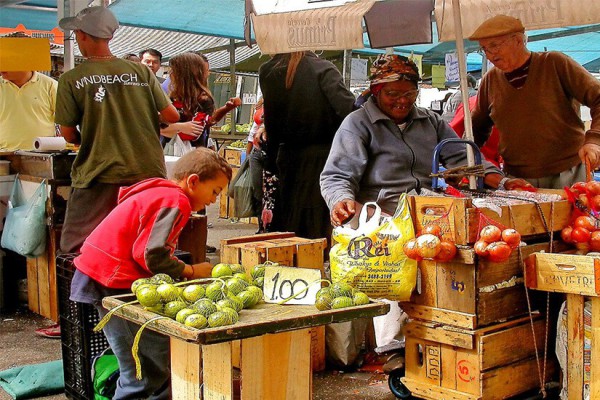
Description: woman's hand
331,199,356,227
253,126,267,148
177,121,205,139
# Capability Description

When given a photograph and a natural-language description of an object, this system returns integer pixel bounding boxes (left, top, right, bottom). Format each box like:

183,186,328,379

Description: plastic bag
1,177,47,257
228,158,254,218
330,194,417,301
163,135,194,157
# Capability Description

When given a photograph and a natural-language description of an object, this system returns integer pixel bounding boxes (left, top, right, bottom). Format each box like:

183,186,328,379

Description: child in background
70,148,232,399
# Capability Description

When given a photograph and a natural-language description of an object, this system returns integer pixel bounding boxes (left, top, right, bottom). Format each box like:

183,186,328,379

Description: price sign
263,266,322,305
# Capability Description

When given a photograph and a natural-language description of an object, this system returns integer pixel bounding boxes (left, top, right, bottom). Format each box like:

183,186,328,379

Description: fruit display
228,140,246,148
561,181,600,252
473,225,521,262
403,225,457,262
314,281,371,311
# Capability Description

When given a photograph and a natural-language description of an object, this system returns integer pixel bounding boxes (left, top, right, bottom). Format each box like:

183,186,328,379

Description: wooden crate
525,251,600,399
222,147,243,167
401,241,568,330
408,193,570,245
221,232,327,372
401,315,556,400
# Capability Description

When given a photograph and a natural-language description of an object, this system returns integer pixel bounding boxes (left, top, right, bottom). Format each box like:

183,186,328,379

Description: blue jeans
96,305,171,400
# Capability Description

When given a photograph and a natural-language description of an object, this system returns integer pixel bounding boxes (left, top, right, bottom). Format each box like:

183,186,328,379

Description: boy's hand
190,262,212,279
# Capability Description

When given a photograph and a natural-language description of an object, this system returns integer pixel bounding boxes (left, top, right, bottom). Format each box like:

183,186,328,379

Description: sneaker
206,245,217,254
207,223,213,229
35,323,61,339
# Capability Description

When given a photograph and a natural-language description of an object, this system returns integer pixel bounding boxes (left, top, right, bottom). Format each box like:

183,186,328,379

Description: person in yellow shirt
0,70,57,150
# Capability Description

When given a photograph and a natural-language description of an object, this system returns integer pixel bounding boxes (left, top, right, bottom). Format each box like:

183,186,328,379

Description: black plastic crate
57,253,109,400
57,250,192,399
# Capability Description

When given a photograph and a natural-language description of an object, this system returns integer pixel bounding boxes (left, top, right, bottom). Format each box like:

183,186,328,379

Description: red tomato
590,231,600,251
578,194,590,208
572,227,592,243
403,238,420,260
416,234,442,259
591,195,600,210
560,226,574,243
501,229,521,249
574,216,596,232
586,181,600,196
421,224,443,239
479,225,502,243
571,182,587,194
474,240,490,257
434,241,457,262
486,241,512,262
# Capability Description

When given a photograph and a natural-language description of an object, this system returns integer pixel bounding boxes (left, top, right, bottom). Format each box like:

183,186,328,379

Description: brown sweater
472,52,600,179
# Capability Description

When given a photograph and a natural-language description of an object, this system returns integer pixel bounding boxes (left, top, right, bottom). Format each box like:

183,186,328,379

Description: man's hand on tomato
505,178,536,191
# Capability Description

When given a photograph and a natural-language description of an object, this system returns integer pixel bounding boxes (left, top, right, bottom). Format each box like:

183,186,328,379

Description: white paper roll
33,137,67,151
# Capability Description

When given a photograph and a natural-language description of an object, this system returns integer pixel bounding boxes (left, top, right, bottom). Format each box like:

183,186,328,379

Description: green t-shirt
55,59,170,188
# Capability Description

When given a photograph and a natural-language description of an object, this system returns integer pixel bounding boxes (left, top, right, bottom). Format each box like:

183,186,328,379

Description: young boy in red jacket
71,148,231,400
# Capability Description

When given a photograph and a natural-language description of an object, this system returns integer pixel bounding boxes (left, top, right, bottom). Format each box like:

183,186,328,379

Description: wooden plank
566,293,584,400
310,327,326,372
481,357,556,399
405,321,474,350
26,258,39,314
102,296,390,344
219,190,229,219
476,285,528,327
437,261,476,314
295,241,325,271
401,377,480,400
401,303,476,329
171,338,202,400
241,330,311,400
264,244,294,266
479,318,545,371
36,246,51,319
203,342,233,400
220,232,295,246
240,247,263,270
454,347,480,395
412,260,438,307
178,214,207,264
440,345,457,390
48,228,60,322
591,297,600,400
529,253,600,296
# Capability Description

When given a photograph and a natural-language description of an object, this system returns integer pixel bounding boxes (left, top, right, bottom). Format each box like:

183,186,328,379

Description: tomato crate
220,232,327,371
400,315,556,400
401,241,569,329
408,192,570,246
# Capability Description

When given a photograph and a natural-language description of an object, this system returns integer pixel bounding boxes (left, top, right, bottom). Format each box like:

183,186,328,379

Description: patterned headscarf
369,54,420,87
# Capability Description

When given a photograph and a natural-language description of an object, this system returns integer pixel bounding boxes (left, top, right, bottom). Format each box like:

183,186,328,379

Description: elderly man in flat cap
470,15,600,189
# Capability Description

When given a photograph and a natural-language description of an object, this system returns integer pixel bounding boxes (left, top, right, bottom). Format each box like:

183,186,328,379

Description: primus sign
287,16,338,49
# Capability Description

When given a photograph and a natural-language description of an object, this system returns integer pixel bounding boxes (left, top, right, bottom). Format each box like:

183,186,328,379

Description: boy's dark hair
139,48,163,61
171,148,232,182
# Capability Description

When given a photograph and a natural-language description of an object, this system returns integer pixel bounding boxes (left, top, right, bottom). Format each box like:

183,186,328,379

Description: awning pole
342,50,352,89
452,0,477,189
229,38,237,135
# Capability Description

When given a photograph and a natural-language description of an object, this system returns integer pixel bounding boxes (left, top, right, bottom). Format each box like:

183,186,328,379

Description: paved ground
0,203,397,400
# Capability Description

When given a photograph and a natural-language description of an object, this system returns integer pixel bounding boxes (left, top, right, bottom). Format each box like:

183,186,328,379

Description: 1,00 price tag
263,265,322,305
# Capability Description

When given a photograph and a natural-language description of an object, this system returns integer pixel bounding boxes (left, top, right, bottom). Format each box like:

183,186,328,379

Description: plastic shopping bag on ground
1,177,47,257
330,194,417,301
228,158,254,218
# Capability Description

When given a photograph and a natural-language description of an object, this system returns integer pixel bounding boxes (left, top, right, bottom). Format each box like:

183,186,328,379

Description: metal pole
63,0,74,71
342,50,351,89
229,39,237,135
451,0,477,189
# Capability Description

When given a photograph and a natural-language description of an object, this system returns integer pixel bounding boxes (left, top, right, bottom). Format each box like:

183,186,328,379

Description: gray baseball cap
59,6,119,39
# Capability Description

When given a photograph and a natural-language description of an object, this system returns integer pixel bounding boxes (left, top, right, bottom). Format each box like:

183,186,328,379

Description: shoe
206,245,217,253
35,323,61,339
207,223,213,229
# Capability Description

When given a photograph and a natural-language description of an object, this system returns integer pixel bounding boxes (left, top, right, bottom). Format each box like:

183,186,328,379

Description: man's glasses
382,89,419,101
478,35,515,54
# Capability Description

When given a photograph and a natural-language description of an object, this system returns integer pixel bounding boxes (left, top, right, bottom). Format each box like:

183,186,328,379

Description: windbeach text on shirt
75,74,149,89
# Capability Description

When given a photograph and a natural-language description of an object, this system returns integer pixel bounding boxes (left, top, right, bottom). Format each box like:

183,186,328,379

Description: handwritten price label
263,266,322,305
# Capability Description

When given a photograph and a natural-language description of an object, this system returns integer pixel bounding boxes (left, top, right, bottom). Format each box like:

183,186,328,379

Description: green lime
315,287,331,299
225,277,247,295
353,292,370,306
131,278,151,294
331,296,354,309
220,307,239,324
208,311,230,327
252,277,264,289
175,308,196,324
156,283,180,302
237,290,257,308
250,264,265,279
205,281,228,302
182,284,205,303
233,272,251,283
229,263,246,274
184,314,208,329
226,293,244,312
151,273,173,284
136,286,161,307
315,294,333,311
192,298,218,317
330,282,354,298
211,263,233,279
163,301,187,318
144,303,164,315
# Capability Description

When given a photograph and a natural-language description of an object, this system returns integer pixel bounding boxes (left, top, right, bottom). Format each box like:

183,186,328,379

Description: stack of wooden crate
218,146,258,224
398,194,569,399
220,231,327,371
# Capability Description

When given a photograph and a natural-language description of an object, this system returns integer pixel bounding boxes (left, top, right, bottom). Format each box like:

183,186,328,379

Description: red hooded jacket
74,178,192,289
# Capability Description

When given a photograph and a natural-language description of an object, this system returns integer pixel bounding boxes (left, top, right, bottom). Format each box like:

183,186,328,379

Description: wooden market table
210,132,248,151
103,296,389,400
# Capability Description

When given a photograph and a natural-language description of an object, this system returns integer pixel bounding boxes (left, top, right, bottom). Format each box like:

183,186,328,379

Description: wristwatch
497,177,510,190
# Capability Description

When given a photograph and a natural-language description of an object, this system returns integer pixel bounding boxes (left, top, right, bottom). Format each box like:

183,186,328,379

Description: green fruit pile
314,282,370,311
130,265,264,330
228,140,246,148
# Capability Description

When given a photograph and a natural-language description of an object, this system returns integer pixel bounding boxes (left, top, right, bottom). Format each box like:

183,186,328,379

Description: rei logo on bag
347,236,390,258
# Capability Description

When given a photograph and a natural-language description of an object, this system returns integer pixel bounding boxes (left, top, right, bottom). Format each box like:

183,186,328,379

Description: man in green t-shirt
55,6,179,254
